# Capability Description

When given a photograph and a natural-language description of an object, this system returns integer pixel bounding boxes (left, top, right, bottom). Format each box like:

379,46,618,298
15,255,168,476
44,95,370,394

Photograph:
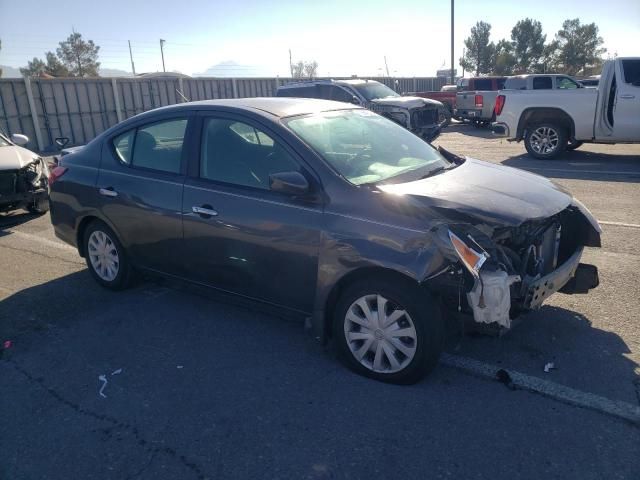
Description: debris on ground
544,362,556,373
496,369,516,390
98,374,108,398
3,340,11,349
111,368,123,376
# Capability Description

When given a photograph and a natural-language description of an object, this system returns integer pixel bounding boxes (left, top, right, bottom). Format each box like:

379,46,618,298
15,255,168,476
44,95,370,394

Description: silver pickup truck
455,76,507,126
492,58,640,159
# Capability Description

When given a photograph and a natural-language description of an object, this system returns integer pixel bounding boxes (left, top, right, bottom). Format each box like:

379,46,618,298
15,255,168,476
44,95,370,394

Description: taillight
494,95,506,116
474,94,483,108
48,166,68,184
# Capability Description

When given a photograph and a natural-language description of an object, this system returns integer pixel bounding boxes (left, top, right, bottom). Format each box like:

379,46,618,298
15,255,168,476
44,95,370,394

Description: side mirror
269,171,310,196
11,134,29,146
55,137,70,149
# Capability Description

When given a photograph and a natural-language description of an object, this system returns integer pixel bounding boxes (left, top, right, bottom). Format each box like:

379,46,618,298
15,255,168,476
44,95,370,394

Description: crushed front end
428,201,600,330
0,157,49,213
369,100,447,141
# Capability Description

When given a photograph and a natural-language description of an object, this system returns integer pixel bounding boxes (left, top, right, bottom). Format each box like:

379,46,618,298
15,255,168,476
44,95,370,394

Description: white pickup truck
492,57,640,159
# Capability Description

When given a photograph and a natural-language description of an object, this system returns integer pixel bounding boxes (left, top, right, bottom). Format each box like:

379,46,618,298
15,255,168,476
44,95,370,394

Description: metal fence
0,75,446,152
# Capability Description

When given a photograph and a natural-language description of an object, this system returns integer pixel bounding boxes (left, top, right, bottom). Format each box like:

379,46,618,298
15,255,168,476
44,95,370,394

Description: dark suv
49,98,600,384
276,79,446,140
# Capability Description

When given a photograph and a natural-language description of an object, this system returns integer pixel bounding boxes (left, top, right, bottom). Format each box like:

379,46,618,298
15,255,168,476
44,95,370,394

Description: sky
1,0,638,77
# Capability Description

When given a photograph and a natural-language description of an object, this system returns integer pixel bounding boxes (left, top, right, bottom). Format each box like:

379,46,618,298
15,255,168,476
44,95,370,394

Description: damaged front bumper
431,204,601,330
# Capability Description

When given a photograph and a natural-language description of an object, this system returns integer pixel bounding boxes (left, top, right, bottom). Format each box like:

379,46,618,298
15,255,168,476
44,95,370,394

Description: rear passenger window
556,77,579,89
113,130,134,164
622,60,640,86
131,119,187,174
533,77,553,89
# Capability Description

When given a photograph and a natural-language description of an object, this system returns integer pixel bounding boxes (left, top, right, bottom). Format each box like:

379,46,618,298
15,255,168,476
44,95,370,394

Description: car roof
279,78,382,88
127,97,360,122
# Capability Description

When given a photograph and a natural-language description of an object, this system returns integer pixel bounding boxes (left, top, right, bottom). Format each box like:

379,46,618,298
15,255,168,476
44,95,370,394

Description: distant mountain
98,68,133,77
194,60,274,78
0,65,22,78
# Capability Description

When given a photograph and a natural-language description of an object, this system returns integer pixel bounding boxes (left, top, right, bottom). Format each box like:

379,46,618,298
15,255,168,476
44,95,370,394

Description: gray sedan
49,98,600,384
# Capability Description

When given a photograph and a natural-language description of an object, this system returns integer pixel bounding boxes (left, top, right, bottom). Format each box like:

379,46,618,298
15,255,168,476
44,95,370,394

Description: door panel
181,114,322,312
97,116,191,275
613,60,640,141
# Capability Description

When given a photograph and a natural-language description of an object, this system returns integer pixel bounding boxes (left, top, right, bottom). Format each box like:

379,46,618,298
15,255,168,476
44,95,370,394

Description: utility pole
384,56,390,77
450,0,455,85
128,40,136,76
289,49,293,78
160,39,166,72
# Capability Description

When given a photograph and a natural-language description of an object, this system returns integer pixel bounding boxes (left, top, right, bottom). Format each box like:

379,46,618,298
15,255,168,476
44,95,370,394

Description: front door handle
99,187,118,197
192,205,218,218
620,94,635,99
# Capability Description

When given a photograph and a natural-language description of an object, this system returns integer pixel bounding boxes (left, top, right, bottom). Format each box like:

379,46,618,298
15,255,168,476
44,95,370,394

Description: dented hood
0,145,39,170
371,96,442,109
378,158,573,226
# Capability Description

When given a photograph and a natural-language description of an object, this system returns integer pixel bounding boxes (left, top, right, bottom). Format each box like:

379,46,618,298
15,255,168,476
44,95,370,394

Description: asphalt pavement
1,124,639,479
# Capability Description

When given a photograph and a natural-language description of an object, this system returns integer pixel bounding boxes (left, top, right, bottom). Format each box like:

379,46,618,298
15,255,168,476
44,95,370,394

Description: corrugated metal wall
0,76,446,152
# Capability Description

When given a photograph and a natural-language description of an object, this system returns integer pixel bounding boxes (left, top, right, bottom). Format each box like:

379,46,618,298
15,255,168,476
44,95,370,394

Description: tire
439,108,452,128
524,123,567,159
83,220,132,290
567,139,583,151
333,277,444,384
27,195,49,214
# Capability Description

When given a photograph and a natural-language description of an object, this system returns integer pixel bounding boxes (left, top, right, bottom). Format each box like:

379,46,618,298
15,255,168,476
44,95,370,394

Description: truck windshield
350,82,400,101
285,109,448,185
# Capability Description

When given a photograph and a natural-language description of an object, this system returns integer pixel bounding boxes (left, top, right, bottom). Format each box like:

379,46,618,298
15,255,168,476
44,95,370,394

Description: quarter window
200,118,299,190
112,130,135,164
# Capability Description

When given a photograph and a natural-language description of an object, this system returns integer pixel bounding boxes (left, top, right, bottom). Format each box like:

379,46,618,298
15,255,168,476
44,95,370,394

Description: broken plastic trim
448,230,487,278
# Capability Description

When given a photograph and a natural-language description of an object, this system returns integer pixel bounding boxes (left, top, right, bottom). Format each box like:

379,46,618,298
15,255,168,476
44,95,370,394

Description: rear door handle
99,187,118,197
620,94,635,99
192,205,218,218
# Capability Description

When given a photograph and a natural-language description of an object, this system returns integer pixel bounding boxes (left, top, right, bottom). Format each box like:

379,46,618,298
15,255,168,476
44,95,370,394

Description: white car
492,57,640,159
0,132,50,214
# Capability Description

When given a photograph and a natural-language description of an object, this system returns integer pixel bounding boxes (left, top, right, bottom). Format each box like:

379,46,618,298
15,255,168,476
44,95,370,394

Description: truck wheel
524,123,567,159
567,139,583,151
333,277,444,384
439,109,452,128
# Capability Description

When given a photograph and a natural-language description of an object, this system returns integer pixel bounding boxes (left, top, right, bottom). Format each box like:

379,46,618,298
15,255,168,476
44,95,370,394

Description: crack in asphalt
5,358,210,480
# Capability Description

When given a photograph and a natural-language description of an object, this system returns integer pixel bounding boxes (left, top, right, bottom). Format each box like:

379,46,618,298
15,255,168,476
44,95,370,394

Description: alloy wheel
87,230,119,282
529,126,559,155
343,294,418,374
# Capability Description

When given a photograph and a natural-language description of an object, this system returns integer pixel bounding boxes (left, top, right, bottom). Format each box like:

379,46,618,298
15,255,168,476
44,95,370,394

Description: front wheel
524,123,567,159
333,278,444,384
83,221,132,290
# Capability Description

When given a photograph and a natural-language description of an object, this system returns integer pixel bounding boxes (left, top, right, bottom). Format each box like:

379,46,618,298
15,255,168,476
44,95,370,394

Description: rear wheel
524,123,567,159
333,278,443,384
83,221,132,290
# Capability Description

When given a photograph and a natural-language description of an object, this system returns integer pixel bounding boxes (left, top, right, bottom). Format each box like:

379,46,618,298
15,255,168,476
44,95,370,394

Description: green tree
460,21,495,76
20,52,70,77
554,18,606,75
511,18,546,73
56,32,100,77
492,39,516,75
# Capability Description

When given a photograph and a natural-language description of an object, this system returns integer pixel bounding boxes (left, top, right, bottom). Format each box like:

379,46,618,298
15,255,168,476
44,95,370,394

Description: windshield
285,109,449,185
0,135,11,147
350,82,400,101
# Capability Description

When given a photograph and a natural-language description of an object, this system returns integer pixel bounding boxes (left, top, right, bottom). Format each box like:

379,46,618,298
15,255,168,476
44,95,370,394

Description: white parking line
440,353,640,425
599,221,640,229
4,229,75,251
526,167,640,176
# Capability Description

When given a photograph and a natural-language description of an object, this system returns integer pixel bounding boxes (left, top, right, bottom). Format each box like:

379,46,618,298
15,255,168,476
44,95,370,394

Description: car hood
371,96,443,109
0,145,40,170
378,158,573,227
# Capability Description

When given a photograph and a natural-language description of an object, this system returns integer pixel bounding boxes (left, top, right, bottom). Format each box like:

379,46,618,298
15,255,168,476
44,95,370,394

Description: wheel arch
516,107,575,141
320,266,427,343
75,213,123,257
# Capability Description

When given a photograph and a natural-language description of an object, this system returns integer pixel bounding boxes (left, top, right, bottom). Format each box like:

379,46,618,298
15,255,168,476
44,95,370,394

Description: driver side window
200,118,300,190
